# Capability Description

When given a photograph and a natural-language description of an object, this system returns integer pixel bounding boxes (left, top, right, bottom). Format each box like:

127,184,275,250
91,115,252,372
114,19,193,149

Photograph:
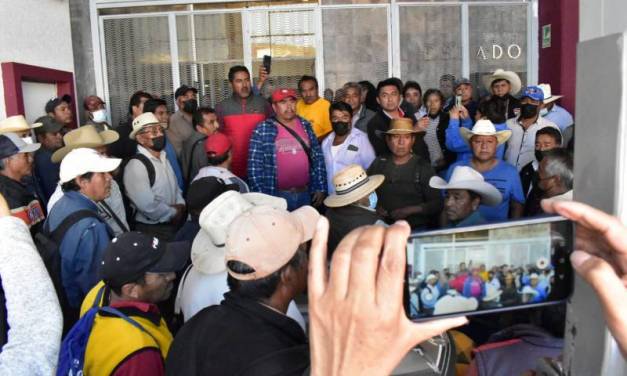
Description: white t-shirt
175,266,307,332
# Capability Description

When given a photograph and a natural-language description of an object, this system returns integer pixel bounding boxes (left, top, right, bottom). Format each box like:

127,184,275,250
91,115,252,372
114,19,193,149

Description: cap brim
290,205,321,242
242,192,288,210
149,240,191,273
324,174,385,208
190,230,226,274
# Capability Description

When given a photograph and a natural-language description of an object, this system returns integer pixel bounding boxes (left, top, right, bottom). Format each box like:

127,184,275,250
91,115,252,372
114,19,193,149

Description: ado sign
476,44,523,60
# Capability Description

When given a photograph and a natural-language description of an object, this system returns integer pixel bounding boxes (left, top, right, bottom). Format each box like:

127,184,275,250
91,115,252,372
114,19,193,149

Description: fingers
0,193,8,217
405,316,468,347
345,225,387,302
328,226,366,299
309,217,329,300
571,250,627,354
376,221,411,306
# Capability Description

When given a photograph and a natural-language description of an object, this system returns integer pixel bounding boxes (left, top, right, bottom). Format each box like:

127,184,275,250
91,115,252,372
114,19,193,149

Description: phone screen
405,217,573,321
455,95,462,107
263,55,272,75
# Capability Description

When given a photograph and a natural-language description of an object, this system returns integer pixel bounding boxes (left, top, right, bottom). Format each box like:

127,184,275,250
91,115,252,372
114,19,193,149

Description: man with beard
33,115,64,204
77,231,190,376
483,69,522,119
124,113,186,241
216,66,272,179
167,85,198,157
248,88,327,210
504,86,560,171
321,101,375,194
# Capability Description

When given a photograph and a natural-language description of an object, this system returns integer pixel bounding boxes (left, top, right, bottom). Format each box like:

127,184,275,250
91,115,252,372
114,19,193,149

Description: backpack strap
130,154,156,187
98,200,129,233
186,136,208,184
49,210,101,245
273,117,313,165
92,285,107,309
99,306,159,345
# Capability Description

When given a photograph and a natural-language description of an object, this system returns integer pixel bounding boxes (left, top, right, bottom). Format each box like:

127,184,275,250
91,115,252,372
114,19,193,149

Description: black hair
478,98,506,124
468,190,481,202
192,107,216,128
207,152,230,166
358,80,379,112
110,275,146,296
402,81,423,97
329,101,353,118
536,126,563,145
128,91,153,115
228,65,250,82
422,88,445,106
142,98,167,114
61,172,94,192
376,78,402,96
226,246,307,301
298,75,318,91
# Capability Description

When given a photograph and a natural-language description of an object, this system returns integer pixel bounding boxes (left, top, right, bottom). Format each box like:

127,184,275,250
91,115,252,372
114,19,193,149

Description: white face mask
91,109,108,123
21,136,34,144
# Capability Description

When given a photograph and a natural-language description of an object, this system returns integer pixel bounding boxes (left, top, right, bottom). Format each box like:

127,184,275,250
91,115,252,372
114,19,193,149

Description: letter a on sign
477,46,487,60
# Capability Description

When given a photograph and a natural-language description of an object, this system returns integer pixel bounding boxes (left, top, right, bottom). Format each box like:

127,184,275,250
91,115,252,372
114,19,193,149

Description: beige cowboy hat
51,125,119,163
324,164,384,208
383,118,419,135
538,83,563,105
0,115,42,134
483,69,522,95
459,119,512,146
191,191,288,275
129,112,167,140
429,165,502,206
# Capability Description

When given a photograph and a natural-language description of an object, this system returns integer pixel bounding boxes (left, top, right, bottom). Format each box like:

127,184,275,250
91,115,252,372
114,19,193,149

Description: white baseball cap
59,147,121,183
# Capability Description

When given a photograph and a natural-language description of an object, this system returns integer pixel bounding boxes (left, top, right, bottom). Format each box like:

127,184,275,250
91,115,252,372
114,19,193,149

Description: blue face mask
368,192,378,210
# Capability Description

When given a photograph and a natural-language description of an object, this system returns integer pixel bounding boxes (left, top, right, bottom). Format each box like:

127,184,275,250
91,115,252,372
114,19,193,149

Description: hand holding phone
262,55,272,75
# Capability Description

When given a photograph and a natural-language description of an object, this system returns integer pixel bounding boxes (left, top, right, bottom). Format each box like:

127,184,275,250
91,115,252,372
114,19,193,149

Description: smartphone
263,55,272,75
455,95,463,107
405,216,573,321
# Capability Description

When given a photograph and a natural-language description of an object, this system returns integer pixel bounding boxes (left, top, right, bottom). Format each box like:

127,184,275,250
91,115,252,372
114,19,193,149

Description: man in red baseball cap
192,132,249,192
247,88,327,210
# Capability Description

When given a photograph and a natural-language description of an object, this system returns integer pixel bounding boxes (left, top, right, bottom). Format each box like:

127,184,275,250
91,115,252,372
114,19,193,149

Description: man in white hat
0,115,42,139
0,133,44,233
167,203,318,375
46,125,128,235
484,69,522,119
446,119,525,222
174,190,305,330
420,274,441,315
324,164,384,253
124,112,185,241
430,165,502,227
537,83,574,146
45,148,120,311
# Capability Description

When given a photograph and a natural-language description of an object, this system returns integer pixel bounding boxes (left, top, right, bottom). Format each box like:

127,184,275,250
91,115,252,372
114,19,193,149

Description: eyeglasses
138,125,164,137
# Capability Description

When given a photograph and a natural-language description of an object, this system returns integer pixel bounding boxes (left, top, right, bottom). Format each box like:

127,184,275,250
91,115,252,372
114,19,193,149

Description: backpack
116,153,156,229
34,210,101,332
57,286,158,376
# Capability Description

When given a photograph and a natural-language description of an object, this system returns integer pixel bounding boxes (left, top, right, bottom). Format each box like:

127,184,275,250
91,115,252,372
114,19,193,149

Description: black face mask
535,149,547,163
151,135,166,152
520,103,539,119
183,99,198,113
332,121,350,136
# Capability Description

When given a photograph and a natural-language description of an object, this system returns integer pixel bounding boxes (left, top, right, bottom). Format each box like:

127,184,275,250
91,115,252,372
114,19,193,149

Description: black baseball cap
33,115,64,135
45,94,72,114
100,232,191,288
186,176,239,213
174,85,198,99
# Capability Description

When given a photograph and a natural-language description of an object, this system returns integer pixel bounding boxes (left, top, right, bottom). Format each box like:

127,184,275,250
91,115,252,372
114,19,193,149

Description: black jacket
366,110,429,160
326,205,381,255
433,112,457,172
166,292,309,375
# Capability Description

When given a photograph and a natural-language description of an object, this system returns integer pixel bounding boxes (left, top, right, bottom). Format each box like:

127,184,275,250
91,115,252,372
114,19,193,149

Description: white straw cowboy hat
383,118,419,135
51,125,119,163
129,112,167,140
459,119,512,146
0,115,42,134
538,83,563,105
483,69,522,95
429,165,502,206
324,164,384,208
191,191,287,275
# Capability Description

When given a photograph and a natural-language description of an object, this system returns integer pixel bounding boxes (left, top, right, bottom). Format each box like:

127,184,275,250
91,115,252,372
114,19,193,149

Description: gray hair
343,82,362,96
543,148,574,190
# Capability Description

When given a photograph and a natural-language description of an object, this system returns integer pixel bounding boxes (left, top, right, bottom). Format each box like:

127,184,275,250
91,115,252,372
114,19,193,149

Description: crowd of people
0,61,615,376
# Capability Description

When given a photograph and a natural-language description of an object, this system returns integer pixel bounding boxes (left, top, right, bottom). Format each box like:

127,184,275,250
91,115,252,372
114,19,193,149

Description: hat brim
18,142,41,154
0,122,42,133
429,176,503,206
291,205,321,243
191,230,227,275
51,130,120,163
129,122,167,140
483,71,522,96
460,127,512,146
543,95,563,105
149,240,191,273
382,129,420,135
324,174,385,208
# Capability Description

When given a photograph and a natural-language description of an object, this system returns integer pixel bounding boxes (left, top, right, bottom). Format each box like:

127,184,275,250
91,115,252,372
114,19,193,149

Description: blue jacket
248,116,327,196
46,191,112,308
165,138,185,191
445,118,507,163
34,148,61,205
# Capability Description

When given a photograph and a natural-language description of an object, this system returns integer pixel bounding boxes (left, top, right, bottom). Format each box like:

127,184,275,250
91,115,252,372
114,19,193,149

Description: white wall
580,0,627,41
0,0,75,119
